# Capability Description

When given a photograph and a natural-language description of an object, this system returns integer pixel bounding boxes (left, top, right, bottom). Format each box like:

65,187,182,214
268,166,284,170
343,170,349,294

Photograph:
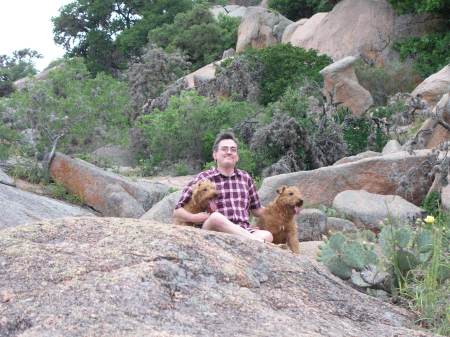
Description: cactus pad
324,255,352,280
395,227,411,248
341,241,365,271
351,273,371,287
396,248,419,272
328,232,346,254
417,229,433,253
364,250,379,266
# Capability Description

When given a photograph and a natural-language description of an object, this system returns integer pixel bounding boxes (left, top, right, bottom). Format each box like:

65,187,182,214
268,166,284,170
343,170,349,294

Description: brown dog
174,179,220,226
256,186,304,254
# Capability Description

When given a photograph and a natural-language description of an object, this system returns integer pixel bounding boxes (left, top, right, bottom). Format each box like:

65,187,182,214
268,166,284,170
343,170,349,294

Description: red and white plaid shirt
175,166,261,229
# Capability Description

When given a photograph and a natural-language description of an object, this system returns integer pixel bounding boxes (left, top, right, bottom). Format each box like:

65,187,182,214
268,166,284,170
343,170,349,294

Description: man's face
213,139,239,169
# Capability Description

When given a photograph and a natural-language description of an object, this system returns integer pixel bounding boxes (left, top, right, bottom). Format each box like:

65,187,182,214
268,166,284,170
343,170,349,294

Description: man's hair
212,132,238,152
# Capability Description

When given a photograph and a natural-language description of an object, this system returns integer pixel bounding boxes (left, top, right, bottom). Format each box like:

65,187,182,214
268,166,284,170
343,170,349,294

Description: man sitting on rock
173,132,273,243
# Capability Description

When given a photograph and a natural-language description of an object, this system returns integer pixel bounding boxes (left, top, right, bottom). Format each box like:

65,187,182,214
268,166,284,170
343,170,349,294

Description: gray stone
193,74,215,87
296,209,327,241
141,190,182,224
222,48,235,59
102,184,146,218
382,140,403,155
326,217,358,234
332,190,424,229
333,151,381,165
0,216,433,336
91,145,136,167
0,184,95,230
0,168,15,187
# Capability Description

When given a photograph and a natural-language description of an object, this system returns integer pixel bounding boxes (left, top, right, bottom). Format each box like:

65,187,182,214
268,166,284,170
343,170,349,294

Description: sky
1,0,74,72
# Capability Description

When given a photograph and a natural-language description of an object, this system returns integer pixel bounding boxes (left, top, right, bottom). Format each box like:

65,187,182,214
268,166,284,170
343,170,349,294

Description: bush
268,0,342,21
240,44,333,105
136,91,254,167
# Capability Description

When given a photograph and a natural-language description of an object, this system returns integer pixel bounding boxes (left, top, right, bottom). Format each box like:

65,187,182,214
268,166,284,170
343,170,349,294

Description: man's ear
213,151,218,160
276,186,287,194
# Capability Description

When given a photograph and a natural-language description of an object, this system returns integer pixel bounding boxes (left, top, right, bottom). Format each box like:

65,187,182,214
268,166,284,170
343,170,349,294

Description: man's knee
203,212,227,230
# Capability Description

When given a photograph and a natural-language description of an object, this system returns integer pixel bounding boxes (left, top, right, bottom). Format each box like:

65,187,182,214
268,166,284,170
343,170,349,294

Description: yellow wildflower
424,215,435,224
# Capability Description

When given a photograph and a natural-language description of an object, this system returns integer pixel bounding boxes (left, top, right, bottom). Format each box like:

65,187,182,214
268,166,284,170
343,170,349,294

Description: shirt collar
210,166,241,178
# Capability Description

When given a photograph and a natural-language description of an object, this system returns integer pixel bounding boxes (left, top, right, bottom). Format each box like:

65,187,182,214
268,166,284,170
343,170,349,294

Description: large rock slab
333,151,381,166
332,190,424,229
91,145,136,168
49,152,169,214
285,0,435,65
0,217,436,336
0,168,15,187
102,184,146,218
0,184,95,230
236,7,292,52
411,65,450,106
259,149,436,208
141,190,182,223
320,56,373,115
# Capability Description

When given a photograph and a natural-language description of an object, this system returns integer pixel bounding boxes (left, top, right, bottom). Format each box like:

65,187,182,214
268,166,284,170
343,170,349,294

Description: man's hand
174,207,210,224
250,206,265,218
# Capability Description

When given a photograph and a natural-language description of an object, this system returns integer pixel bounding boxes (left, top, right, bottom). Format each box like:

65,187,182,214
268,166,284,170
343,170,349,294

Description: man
173,132,273,243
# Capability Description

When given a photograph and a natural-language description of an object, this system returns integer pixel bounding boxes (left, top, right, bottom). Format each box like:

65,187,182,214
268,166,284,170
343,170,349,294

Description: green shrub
422,190,442,219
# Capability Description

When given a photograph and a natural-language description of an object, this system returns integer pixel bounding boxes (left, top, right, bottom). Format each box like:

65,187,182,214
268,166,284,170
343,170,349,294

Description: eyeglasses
219,147,237,153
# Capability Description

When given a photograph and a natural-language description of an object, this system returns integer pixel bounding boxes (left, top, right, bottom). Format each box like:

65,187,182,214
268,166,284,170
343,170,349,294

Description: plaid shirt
175,166,261,228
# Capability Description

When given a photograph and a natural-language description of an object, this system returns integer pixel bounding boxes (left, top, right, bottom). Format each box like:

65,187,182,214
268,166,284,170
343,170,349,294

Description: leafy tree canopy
52,0,194,75
268,0,342,21
0,49,43,97
387,0,450,78
150,4,241,71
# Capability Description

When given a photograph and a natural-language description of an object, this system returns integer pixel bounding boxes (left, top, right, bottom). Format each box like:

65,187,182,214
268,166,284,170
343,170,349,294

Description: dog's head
191,179,220,213
275,185,304,215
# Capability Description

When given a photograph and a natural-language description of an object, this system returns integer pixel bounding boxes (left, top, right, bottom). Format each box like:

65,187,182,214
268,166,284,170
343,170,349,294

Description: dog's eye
289,192,293,196
204,188,207,191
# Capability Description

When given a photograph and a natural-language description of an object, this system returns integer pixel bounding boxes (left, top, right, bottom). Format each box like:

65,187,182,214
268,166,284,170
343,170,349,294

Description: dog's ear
276,186,287,194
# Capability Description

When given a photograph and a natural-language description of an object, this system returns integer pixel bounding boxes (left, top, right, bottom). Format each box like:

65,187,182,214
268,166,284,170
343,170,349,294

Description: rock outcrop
411,65,450,106
140,190,182,223
320,56,373,115
102,184,146,218
0,217,436,336
236,7,292,52
49,153,169,215
209,5,248,19
285,0,435,65
0,184,95,230
332,190,424,229
258,149,436,208
0,169,15,187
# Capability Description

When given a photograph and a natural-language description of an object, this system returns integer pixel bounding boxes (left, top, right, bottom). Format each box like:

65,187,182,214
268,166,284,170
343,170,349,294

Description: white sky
1,0,74,72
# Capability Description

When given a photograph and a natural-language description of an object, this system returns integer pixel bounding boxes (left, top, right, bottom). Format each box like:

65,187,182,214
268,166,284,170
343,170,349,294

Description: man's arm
173,207,211,224
250,206,265,218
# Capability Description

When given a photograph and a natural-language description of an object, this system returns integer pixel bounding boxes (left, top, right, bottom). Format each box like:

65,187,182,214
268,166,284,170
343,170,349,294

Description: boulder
332,190,425,229
326,217,358,234
13,66,62,91
319,56,373,115
407,94,450,150
0,216,434,336
0,184,95,230
281,19,308,44
209,5,248,19
0,168,15,187
141,190,182,223
102,184,146,218
49,152,169,214
382,140,403,155
411,65,450,106
236,7,292,52
333,151,381,165
258,149,436,208
91,145,136,167
221,48,235,59
286,0,436,65
440,181,450,212
296,209,327,241
185,63,216,88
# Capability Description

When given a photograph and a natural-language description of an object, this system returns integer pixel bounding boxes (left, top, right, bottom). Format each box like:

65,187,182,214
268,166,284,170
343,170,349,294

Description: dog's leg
286,231,300,254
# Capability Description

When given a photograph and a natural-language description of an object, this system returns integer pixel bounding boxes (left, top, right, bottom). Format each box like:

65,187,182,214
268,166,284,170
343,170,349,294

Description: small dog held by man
174,180,219,227
256,186,304,254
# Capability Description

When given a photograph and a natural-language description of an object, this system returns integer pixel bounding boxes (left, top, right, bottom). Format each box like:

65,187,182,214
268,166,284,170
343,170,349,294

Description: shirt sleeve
247,174,261,209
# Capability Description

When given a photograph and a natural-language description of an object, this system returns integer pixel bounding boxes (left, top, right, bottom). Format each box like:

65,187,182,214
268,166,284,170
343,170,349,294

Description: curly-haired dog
174,180,220,226
256,186,304,254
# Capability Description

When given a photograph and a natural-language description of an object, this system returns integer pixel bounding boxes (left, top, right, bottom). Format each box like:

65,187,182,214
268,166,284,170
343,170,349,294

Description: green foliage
0,49,43,97
422,191,442,218
136,91,254,165
50,180,83,205
355,59,422,106
386,0,450,79
0,58,133,174
52,0,194,75
240,44,333,105
150,5,240,71
268,0,342,21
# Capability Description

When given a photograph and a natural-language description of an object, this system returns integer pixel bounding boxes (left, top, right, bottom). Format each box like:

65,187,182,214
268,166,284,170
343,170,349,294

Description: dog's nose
298,199,303,206
213,193,218,197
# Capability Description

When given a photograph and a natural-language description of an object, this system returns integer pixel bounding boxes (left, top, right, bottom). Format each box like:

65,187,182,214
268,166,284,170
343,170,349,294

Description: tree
387,0,450,78
268,0,342,21
52,0,193,75
150,4,241,71
0,49,43,97
0,58,132,176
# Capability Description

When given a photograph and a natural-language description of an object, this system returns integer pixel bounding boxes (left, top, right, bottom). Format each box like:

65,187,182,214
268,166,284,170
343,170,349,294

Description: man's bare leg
202,212,273,243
